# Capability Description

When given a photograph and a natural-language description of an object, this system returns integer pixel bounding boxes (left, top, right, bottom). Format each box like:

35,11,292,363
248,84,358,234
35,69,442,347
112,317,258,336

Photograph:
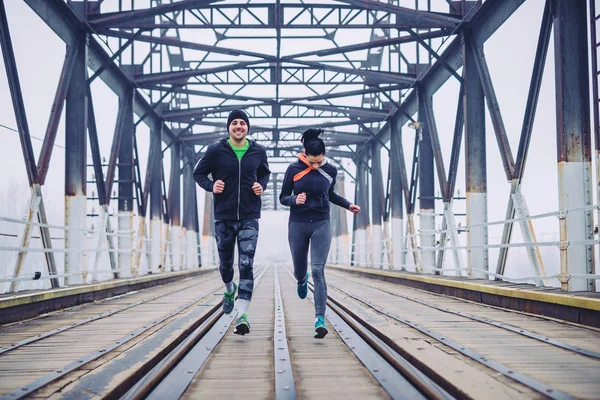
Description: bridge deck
0,265,599,399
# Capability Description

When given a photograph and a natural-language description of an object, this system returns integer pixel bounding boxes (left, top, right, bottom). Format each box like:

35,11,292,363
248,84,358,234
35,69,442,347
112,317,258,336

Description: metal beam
0,0,38,185
24,0,187,151
334,0,461,28
283,31,452,61
95,28,275,61
38,40,80,184
466,33,515,181
135,60,265,85
496,2,552,277
293,60,416,85
89,0,223,27
365,0,526,155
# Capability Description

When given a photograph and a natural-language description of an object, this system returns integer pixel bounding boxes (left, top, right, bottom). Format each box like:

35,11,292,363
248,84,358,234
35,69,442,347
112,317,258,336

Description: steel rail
282,267,450,400
329,274,600,360
327,283,575,400
122,267,270,400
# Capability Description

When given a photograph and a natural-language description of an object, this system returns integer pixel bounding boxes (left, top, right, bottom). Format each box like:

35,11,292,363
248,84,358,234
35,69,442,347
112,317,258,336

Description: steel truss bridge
0,0,599,295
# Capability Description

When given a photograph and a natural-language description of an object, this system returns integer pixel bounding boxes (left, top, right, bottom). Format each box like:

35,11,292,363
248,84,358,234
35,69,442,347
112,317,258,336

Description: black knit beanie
227,109,250,131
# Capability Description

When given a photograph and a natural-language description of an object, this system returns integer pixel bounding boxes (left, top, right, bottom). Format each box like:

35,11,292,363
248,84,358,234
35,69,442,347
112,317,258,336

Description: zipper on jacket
237,158,241,220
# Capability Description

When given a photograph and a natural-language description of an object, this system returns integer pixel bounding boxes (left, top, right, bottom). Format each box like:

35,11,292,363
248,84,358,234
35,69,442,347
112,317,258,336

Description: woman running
279,128,360,338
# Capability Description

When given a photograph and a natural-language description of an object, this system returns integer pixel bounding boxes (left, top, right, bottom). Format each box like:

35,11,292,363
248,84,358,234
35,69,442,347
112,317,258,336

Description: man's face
306,154,325,170
229,118,248,141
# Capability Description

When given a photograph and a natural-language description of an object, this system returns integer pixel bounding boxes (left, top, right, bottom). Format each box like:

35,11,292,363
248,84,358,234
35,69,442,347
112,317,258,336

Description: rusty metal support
65,34,88,285
467,34,515,181
149,119,163,273
370,144,385,269
38,40,80,185
1,0,61,290
352,160,369,267
183,159,197,269
418,91,435,273
390,128,404,270
0,0,38,186
118,90,134,276
169,141,182,270
553,0,595,291
463,29,489,279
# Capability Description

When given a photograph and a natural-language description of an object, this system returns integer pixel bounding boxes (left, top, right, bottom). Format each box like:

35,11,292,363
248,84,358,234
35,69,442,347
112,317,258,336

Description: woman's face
306,154,325,170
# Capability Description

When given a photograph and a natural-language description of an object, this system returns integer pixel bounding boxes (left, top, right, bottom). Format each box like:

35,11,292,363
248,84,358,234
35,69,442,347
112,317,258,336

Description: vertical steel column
553,0,595,291
272,173,278,211
591,0,600,257
64,35,87,285
329,198,339,264
463,30,489,279
118,90,134,276
169,142,182,270
193,179,202,268
352,161,368,266
202,191,215,267
371,144,385,269
390,128,405,270
149,119,163,272
161,162,170,269
337,172,350,265
418,90,436,273
183,159,197,269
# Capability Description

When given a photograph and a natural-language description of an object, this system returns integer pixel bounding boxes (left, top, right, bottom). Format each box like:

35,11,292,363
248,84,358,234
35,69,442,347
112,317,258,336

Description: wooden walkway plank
0,273,224,397
327,270,600,400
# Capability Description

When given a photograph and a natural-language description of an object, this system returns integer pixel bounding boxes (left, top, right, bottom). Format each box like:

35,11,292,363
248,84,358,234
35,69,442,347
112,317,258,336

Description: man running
193,109,270,335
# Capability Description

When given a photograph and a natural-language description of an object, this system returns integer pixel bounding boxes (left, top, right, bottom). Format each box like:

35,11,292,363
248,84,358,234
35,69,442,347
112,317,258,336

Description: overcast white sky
0,0,598,287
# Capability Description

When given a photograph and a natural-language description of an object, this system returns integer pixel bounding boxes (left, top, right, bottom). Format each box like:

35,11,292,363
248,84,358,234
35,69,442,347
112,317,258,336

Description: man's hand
213,180,225,194
296,192,307,205
349,204,361,214
252,182,263,196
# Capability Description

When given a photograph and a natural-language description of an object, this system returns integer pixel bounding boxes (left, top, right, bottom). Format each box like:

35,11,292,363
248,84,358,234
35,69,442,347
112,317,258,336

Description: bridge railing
0,213,202,294
330,203,600,290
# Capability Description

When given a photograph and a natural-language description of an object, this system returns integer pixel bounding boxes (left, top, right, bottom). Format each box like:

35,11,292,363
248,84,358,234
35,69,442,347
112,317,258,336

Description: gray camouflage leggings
214,219,259,301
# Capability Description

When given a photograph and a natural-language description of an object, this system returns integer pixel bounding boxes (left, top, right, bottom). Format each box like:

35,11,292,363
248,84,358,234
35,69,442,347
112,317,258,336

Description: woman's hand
296,192,307,205
349,204,361,214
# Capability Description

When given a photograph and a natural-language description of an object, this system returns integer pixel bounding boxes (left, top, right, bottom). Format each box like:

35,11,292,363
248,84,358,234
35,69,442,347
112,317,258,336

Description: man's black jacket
193,138,270,220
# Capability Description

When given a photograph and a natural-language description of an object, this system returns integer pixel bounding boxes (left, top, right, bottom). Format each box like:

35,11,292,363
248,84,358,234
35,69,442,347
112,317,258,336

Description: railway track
1,264,598,399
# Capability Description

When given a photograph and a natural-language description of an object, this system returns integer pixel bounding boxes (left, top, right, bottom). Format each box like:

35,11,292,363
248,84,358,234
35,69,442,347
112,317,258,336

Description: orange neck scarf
293,153,313,182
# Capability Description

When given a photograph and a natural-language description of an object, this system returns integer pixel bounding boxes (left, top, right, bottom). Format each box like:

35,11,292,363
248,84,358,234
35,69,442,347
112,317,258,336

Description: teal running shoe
297,272,309,299
314,315,328,339
234,313,251,335
222,282,237,315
